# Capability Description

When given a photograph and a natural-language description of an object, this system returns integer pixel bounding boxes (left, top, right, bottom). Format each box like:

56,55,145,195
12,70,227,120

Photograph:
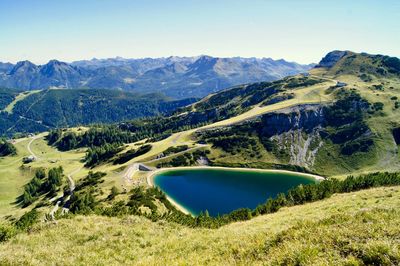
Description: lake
152,167,319,216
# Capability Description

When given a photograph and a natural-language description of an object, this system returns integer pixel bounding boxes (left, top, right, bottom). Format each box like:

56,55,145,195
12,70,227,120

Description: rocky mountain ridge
0,56,313,98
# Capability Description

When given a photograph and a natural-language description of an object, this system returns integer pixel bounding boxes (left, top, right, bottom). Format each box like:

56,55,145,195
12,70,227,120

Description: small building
138,163,152,171
22,155,36,164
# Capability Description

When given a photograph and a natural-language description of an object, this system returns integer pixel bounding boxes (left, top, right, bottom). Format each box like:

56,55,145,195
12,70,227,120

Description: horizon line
0,54,318,66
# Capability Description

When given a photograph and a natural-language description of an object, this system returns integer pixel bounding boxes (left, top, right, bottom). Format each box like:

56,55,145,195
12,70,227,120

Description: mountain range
0,56,313,98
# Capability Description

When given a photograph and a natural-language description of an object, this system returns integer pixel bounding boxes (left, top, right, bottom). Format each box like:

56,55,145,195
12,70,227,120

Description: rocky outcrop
260,104,324,138
260,104,325,167
315,50,348,68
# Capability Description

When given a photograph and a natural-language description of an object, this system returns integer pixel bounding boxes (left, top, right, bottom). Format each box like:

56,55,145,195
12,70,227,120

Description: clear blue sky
0,0,399,64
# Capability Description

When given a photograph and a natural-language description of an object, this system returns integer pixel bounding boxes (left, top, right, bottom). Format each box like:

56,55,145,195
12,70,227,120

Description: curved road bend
27,135,42,160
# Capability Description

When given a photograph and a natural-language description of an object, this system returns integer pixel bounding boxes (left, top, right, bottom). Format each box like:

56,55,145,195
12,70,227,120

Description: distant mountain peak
189,56,218,72
46,59,66,65
9,60,38,75
39,59,78,78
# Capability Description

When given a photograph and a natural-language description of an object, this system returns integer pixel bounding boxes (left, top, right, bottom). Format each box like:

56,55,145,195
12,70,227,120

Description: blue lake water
153,168,317,216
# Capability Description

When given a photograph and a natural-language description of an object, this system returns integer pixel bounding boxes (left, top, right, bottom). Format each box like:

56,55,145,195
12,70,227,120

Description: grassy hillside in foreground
0,186,399,265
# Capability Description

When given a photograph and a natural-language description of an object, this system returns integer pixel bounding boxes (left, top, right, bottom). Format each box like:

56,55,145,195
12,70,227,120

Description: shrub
0,140,16,156
15,209,39,231
162,145,189,156
69,189,97,214
108,186,119,200
0,223,17,242
359,73,372,82
372,102,384,111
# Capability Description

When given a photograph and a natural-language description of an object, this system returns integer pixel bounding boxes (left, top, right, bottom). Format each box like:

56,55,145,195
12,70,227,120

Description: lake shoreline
146,166,325,216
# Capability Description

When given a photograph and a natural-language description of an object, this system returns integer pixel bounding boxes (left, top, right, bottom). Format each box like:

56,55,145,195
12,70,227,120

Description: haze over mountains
0,56,313,98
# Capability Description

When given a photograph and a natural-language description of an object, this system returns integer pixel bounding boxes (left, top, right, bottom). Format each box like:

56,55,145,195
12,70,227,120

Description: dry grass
0,186,399,265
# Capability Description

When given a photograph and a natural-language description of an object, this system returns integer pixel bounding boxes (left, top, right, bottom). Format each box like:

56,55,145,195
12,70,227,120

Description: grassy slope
0,133,87,218
3,90,41,114
0,138,32,217
311,56,400,177
0,185,399,265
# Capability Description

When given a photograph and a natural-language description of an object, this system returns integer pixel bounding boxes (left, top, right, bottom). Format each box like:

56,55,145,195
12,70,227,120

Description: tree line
84,143,123,167
47,126,139,151
19,167,64,207
113,144,152,165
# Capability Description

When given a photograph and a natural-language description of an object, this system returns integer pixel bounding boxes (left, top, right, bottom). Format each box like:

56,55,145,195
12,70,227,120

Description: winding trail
22,133,81,219
67,167,79,194
49,166,81,220
27,135,41,160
